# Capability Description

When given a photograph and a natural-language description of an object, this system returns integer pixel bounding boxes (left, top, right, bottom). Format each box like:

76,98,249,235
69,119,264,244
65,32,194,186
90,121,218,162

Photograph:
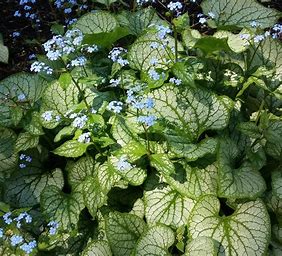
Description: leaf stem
173,24,178,63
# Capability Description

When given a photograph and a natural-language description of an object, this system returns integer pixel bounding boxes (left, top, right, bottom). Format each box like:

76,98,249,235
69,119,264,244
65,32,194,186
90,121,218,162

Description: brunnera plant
0,0,282,255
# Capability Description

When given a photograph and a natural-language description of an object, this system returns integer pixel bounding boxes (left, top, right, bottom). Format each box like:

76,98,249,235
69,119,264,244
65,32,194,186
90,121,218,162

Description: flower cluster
71,114,88,129
30,61,53,74
137,115,157,127
136,0,156,5
108,47,129,66
69,56,87,67
14,212,32,228
167,1,183,16
14,0,39,23
42,29,83,61
47,221,59,235
41,110,61,122
20,240,37,254
272,23,282,39
156,25,172,40
53,0,88,24
169,77,182,85
115,155,134,171
19,153,32,169
107,101,123,114
126,86,157,127
78,132,91,143
2,211,37,254
3,212,13,225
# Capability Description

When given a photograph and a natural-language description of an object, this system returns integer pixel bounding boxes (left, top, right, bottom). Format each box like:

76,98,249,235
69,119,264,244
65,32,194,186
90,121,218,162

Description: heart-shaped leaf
151,154,218,199
201,0,280,29
272,169,282,200
0,128,17,180
73,11,118,34
185,237,221,256
217,139,266,199
133,225,175,256
53,140,91,158
188,195,270,256
82,240,112,256
40,81,79,129
5,168,64,207
105,211,147,256
144,186,195,228
0,73,47,127
128,32,175,71
41,185,84,230
15,132,39,153
150,85,233,141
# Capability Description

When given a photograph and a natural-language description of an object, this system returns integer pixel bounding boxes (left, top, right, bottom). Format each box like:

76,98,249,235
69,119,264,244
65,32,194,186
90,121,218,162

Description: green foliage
201,0,281,29
0,33,9,64
1,1,282,255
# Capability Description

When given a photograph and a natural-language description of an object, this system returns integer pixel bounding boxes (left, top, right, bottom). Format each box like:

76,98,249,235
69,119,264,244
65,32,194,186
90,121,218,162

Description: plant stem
173,24,178,62
71,76,90,110
142,123,151,156
255,99,265,125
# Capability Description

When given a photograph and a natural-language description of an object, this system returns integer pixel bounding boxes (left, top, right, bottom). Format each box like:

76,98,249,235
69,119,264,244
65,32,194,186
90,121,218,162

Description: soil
0,0,281,80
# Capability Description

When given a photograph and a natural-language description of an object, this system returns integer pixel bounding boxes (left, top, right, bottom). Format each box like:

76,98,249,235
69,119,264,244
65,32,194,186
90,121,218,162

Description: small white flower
70,56,87,67
10,235,23,246
149,57,158,66
42,111,53,122
239,33,251,40
199,17,207,24
250,21,259,27
169,77,182,85
17,93,26,102
264,31,271,37
150,42,159,49
19,163,26,169
72,115,88,129
116,155,133,171
208,12,216,19
78,132,91,143
109,78,121,87
19,154,26,160
137,115,157,127
148,69,160,80
107,101,123,113
3,212,13,224
85,45,98,53
254,35,264,43
25,156,32,162
48,221,59,235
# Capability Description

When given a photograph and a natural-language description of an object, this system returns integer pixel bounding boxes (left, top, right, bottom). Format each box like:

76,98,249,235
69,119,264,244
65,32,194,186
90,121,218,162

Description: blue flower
10,235,23,246
137,115,157,127
116,156,133,171
3,212,13,224
47,221,59,235
20,240,37,254
107,101,123,114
